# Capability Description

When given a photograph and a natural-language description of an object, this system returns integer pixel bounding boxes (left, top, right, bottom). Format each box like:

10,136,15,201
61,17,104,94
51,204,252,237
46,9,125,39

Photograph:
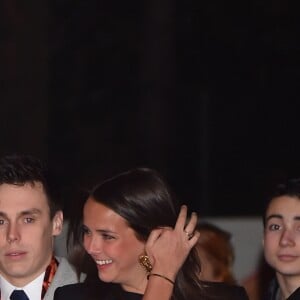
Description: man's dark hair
0,154,62,218
263,178,300,227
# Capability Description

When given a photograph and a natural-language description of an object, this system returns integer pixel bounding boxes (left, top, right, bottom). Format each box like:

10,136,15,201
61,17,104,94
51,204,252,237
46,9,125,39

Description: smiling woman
54,167,249,300
82,199,147,290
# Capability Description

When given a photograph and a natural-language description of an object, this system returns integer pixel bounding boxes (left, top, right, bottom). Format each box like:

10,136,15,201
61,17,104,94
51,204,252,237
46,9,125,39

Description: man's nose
7,222,20,244
279,228,296,247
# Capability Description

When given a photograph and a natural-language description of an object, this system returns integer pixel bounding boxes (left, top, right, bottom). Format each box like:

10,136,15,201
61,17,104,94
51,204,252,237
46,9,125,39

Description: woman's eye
102,233,114,240
82,226,91,235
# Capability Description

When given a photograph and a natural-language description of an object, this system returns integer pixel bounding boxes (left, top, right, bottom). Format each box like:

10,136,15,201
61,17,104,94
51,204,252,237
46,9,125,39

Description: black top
265,278,300,300
54,282,142,300
54,280,249,300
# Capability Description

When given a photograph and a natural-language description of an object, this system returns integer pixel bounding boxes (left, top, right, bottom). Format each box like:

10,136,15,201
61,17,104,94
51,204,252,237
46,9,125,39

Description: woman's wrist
150,266,177,283
147,273,175,285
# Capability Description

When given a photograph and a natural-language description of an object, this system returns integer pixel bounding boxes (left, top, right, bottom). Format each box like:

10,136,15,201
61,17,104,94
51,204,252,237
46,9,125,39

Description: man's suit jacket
44,256,84,300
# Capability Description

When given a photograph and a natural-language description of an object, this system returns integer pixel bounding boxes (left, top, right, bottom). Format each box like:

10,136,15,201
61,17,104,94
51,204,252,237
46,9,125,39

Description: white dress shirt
0,271,45,300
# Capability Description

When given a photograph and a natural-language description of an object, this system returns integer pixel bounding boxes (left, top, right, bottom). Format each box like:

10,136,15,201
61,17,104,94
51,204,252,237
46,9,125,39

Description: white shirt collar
0,271,45,300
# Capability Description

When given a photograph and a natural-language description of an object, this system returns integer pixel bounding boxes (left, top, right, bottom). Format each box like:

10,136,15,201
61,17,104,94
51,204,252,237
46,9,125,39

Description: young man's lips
278,254,298,261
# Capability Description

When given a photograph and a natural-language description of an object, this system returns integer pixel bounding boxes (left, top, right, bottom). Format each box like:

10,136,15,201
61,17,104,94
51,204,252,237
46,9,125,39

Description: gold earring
138,253,153,273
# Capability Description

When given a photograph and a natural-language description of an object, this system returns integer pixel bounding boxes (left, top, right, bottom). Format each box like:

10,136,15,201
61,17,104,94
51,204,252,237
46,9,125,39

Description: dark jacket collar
266,278,300,300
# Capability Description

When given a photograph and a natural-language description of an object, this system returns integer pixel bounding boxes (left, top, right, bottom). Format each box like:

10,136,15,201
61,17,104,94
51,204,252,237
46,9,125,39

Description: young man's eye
269,224,281,231
0,219,6,225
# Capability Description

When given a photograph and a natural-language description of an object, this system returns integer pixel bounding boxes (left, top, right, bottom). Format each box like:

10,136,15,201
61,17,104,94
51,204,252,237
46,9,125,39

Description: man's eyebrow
0,209,42,218
266,214,300,221
0,212,8,218
19,209,42,215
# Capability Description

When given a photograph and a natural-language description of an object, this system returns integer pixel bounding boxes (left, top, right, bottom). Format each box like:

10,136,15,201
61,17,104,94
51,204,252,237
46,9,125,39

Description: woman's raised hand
145,205,200,281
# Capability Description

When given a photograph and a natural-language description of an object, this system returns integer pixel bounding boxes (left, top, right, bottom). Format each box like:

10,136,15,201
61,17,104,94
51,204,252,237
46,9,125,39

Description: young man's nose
279,228,296,247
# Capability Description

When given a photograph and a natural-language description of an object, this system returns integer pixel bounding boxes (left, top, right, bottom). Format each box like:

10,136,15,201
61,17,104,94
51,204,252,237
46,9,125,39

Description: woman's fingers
187,229,200,247
183,211,198,239
147,228,164,247
174,205,188,231
174,205,199,245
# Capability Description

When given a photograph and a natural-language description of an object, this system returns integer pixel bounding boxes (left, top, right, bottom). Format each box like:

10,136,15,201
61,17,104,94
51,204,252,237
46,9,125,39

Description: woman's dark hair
91,168,178,240
68,167,203,300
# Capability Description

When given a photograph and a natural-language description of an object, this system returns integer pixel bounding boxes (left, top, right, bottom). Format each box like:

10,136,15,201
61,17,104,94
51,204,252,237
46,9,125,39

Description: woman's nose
84,236,102,255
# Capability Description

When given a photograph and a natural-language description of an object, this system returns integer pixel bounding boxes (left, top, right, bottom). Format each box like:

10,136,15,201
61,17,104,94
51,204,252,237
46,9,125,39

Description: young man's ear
52,211,63,236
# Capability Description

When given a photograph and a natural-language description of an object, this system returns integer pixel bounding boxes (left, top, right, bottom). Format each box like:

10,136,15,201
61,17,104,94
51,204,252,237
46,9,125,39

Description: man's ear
52,210,63,236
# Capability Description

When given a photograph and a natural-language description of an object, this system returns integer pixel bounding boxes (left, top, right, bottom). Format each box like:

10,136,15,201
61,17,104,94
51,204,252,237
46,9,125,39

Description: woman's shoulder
200,281,249,300
54,283,84,299
54,281,137,300
54,282,105,300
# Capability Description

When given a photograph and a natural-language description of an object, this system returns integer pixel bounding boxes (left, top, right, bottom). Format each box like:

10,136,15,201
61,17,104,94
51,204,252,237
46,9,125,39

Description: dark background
1,0,299,217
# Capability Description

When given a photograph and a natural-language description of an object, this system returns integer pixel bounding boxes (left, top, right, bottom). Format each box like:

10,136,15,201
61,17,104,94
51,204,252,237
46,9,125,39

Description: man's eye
24,217,34,224
269,224,281,231
0,219,6,225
